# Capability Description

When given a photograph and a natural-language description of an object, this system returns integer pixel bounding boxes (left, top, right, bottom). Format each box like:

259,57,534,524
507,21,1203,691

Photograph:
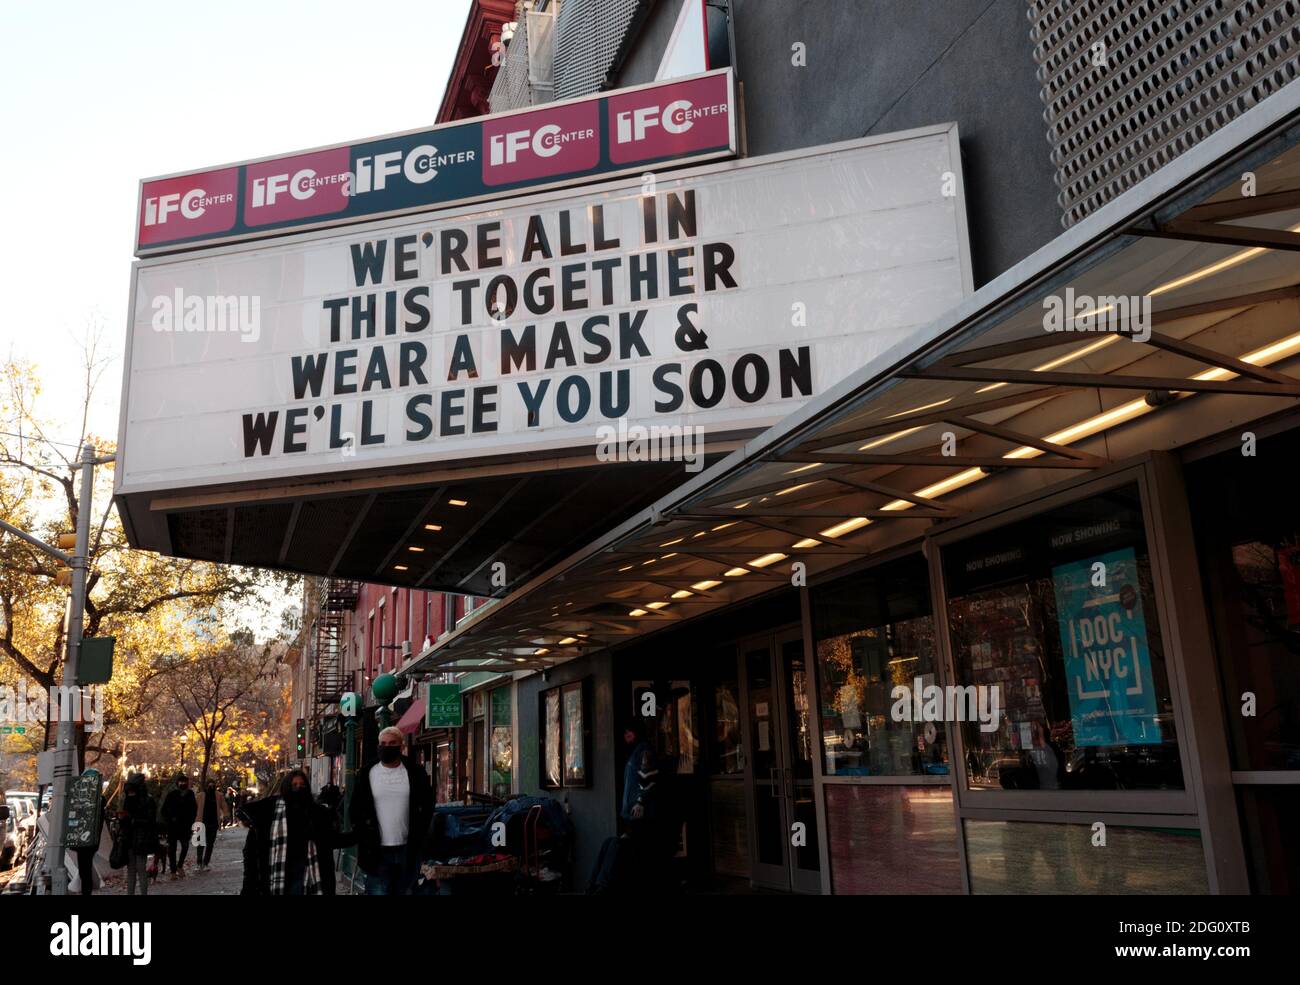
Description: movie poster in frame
562,681,588,786
542,688,562,788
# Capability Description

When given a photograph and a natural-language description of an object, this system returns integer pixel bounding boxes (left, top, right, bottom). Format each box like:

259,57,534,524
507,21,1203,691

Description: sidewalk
102,826,246,896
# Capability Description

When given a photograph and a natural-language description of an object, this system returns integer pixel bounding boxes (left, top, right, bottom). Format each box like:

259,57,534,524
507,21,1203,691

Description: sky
0,0,472,447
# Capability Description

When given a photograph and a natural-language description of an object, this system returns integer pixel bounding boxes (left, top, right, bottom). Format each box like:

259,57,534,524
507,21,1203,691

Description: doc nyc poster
1052,548,1161,747
118,127,970,495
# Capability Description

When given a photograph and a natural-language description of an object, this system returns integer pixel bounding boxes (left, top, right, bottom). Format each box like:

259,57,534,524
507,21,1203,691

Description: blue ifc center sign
1052,548,1161,747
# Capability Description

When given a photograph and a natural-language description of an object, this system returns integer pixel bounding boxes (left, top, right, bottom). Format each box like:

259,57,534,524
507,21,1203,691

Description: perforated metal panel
553,0,645,99
1030,0,1300,226
490,11,542,112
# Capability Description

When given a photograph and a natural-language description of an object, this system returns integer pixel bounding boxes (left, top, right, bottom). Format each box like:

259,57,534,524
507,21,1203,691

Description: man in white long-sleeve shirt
349,726,433,895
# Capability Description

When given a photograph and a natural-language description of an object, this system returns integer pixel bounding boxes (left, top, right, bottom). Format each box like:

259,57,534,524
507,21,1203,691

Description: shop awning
407,79,1300,675
395,693,428,735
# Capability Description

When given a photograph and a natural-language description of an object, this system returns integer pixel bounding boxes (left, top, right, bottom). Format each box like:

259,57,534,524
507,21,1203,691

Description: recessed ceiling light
628,608,648,617
448,499,469,507
408,546,425,553
645,601,669,610
393,564,409,572
670,590,692,599
424,523,442,531
690,580,722,591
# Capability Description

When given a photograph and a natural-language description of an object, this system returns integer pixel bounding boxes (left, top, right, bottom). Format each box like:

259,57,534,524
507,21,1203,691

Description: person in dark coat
159,773,197,878
196,781,220,870
117,774,158,896
619,720,653,825
348,727,434,895
624,743,679,892
238,770,344,895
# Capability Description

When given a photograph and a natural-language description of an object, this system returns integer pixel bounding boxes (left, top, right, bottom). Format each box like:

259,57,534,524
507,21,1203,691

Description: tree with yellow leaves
0,343,298,788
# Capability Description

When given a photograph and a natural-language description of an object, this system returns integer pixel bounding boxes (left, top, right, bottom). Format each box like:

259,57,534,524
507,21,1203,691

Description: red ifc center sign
608,71,731,164
138,168,239,247
134,69,737,255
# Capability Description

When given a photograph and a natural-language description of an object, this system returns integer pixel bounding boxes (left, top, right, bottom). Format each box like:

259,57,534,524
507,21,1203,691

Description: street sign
135,69,736,255
426,684,463,728
76,637,114,685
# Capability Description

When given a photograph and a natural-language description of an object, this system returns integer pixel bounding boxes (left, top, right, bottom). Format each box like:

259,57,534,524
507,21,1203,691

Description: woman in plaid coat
238,770,347,895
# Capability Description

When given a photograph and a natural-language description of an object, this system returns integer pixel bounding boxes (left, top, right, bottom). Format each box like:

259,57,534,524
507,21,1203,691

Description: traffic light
54,533,76,586
295,718,306,758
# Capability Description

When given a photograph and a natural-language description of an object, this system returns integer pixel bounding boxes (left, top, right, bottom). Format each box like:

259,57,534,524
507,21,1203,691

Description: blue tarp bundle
430,796,572,860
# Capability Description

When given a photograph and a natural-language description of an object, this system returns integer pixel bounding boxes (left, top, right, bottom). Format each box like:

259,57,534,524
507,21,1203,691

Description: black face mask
290,788,311,804
378,745,401,765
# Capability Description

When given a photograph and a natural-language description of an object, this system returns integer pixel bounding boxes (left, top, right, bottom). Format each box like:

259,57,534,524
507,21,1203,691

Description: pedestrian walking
348,726,433,895
117,774,158,896
195,780,220,870
237,769,343,895
224,786,238,828
160,773,197,879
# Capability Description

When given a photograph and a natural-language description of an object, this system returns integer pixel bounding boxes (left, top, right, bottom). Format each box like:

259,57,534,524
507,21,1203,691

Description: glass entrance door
739,628,821,892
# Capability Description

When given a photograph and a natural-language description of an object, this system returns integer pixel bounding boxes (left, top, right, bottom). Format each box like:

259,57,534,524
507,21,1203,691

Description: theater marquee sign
116,124,971,498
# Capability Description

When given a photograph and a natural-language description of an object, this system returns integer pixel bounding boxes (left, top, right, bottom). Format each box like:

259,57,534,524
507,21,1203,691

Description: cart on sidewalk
418,793,572,895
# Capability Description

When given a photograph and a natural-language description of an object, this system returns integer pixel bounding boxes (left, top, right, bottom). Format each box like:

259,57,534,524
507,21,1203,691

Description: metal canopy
409,79,1300,675
117,453,736,597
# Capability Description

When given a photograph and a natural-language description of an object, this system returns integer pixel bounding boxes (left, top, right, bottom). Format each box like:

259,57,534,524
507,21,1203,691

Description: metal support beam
946,414,1108,465
794,386,1072,449
1134,218,1300,252
1182,188,1300,222
779,450,1096,470
902,365,1300,397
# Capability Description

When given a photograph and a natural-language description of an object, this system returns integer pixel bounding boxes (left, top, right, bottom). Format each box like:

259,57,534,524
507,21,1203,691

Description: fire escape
311,578,359,736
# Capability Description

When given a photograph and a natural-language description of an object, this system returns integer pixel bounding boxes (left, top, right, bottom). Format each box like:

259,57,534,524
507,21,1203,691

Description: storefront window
631,680,700,774
1189,442,1300,772
490,686,512,799
943,484,1183,791
964,819,1207,893
812,554,945,776
825,786,962,894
